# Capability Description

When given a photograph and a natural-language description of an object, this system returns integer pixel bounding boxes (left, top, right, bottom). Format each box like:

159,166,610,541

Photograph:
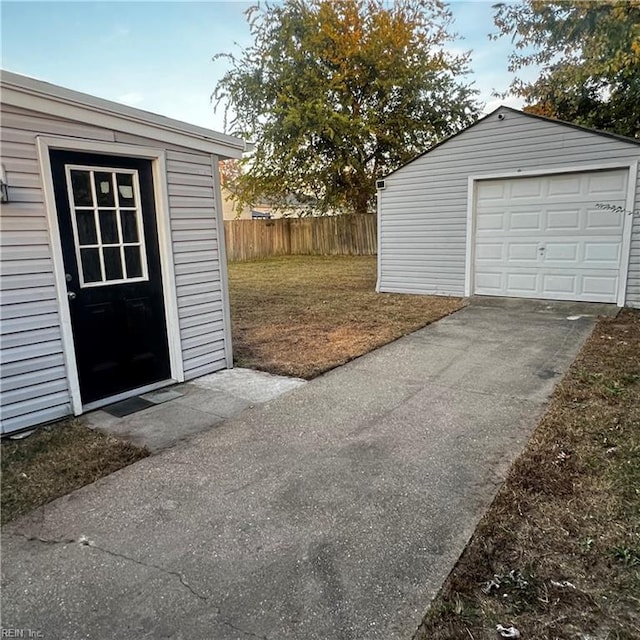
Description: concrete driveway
1,298,613,640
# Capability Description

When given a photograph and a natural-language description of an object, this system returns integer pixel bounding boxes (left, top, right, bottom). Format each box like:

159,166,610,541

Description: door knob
68,291,77,300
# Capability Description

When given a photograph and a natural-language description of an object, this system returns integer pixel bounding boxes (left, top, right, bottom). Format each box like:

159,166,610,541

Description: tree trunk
352,183,372,215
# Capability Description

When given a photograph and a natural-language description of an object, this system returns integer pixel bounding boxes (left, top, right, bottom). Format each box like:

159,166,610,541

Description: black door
51,151,171,404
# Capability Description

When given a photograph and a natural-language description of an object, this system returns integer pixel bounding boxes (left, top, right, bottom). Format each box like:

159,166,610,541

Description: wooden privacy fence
223,214,377,262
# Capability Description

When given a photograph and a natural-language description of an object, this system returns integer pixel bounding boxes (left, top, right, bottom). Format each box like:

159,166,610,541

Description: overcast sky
1,1,529,133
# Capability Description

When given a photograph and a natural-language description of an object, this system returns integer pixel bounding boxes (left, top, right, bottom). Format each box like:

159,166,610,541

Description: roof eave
498,105,640,147
0,69,248,158
381,105,640,182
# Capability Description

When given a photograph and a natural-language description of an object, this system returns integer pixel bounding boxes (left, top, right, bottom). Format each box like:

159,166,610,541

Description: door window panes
66,166,148,287
70,170,92,206
124,246,143,278
76,210,97,245
99,210,119,244
103,247,124,281
116,173,135,206
80,248,102,283
94,172,115,207
121,211,139,243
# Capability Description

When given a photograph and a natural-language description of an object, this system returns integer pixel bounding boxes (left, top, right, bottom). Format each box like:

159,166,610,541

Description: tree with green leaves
493,0,640,139
213,0,479,215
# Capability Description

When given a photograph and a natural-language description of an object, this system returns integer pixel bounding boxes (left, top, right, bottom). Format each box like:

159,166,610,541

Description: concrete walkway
1,298,614,640
86,368,306,452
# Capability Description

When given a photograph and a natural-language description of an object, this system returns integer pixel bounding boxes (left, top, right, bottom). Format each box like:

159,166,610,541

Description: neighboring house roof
383,105,640,180
0,69,249,158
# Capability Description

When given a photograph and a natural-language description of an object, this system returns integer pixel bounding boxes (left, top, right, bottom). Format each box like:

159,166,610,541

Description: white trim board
464,175,475,298
465,161,637,182
618,160,639,306
37,139,83,414
464,161,637,306
37,136,185,415
153,151,184,382
375,190,383,292
211,155,235,369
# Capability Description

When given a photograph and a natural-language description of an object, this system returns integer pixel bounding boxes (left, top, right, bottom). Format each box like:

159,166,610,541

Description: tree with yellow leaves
213,0,479,215
494,0,640,138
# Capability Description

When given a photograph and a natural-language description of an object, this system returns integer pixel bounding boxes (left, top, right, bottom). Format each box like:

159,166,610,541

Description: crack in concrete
87,541,211,603
8,532,271,640
10,531,76,545
8,532,210,603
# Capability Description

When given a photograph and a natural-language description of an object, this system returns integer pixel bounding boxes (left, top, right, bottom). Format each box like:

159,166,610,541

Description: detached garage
0,71,247,434
376,106,640,308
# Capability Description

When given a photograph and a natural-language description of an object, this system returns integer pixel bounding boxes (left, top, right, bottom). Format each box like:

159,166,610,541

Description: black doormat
103,396,155,418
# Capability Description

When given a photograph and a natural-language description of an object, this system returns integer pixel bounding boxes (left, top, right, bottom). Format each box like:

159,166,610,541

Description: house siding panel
165,148,229,378
1,107,73,433
379,109,640,306
0,103,231,433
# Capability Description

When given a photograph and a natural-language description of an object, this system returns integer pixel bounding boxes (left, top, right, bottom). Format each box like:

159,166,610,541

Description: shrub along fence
223,214,377,262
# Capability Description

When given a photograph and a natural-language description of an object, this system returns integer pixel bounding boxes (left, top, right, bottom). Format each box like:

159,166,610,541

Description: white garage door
474,169,628,303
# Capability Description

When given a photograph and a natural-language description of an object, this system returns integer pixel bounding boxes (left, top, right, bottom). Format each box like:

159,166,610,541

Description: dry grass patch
417,309,640,640
2,420,148,525
228,255,463,378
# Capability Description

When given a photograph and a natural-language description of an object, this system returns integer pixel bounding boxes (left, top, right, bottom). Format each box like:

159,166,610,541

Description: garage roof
383,106,640,180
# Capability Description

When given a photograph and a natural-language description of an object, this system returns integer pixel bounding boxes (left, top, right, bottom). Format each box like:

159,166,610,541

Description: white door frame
37,136,184,415
464,161,638,307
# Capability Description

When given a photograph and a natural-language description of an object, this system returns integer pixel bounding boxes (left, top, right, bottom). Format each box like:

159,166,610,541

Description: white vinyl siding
0,104,230,433
1,107,74,433
378,109,640,307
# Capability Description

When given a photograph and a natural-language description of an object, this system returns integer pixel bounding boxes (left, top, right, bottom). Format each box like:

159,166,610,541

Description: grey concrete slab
468,294,619,318
86,367,306,452
174,384,252,419
140,388,184,404
1,299,612,640
86,400,225,452
193,367,306,403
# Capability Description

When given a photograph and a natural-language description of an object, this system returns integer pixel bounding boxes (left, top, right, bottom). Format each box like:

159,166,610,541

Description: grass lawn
1,421,148,524
227,255,463,378
417,309,640,639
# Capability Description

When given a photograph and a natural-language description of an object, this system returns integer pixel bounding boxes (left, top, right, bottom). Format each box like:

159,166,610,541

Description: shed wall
0,105,229,433
378,110,640,307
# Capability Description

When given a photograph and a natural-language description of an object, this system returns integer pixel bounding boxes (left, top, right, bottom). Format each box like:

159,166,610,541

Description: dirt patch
228,256,463,378
416,309,640,639
1,420,148,525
